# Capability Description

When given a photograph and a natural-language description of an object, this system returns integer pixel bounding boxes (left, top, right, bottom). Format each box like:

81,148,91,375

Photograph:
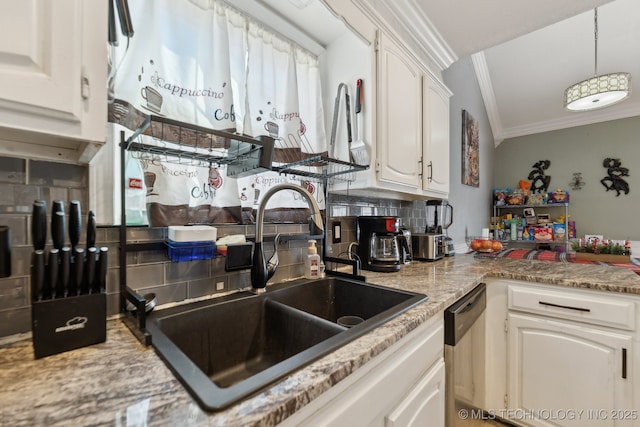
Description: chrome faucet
251,183,324,293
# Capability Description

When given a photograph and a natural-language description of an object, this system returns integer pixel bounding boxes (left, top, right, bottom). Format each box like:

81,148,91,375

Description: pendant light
564,8,631,111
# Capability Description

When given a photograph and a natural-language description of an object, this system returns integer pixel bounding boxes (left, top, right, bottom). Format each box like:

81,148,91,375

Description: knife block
31,293,106,359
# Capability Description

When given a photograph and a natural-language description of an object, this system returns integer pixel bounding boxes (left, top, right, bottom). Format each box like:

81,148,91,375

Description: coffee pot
357,216,406,272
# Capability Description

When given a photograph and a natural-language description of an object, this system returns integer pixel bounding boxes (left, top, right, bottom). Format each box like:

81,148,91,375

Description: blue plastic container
166,240,216,262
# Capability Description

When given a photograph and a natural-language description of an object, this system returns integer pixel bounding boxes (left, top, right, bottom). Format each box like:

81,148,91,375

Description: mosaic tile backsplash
0,156,431,338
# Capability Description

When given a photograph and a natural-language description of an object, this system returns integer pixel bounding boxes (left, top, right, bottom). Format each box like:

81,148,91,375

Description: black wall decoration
528,160,551,193
569,172,585,191
601,158,629,196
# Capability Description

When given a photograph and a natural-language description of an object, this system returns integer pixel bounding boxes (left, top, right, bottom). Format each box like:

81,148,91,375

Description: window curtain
108,0,326,226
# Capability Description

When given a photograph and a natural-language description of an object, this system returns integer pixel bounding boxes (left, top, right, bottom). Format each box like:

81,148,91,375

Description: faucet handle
309,212,324,236
266,234,281,281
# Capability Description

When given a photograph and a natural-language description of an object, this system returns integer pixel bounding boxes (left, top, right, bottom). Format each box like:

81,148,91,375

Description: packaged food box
547,190,569,204
506,192,526,205
493,189,508,206
568,221,576,239
527,193,546,206
552,223,566,242
533,225,554,241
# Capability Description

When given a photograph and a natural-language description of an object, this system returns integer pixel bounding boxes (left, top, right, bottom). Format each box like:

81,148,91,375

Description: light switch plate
332,221,341,244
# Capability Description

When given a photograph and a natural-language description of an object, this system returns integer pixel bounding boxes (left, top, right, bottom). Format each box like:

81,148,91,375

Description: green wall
495,116,640,240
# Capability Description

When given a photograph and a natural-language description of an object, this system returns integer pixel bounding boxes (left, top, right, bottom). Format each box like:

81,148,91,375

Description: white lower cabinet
508,312,633,427
281,314,445,426
386,358,445,427
501,280,639,427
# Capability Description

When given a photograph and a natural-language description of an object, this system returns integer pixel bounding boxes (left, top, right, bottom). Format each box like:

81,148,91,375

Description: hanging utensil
350,79,370,166
329,83,352,161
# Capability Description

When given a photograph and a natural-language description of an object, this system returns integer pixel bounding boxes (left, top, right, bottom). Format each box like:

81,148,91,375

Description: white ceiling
388,0,640,145
247,0,640,145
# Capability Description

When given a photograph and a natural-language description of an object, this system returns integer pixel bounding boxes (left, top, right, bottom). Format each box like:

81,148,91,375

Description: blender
425,200,455,256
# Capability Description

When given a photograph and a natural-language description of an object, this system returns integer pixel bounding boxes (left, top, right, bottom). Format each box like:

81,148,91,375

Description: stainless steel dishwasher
444,282,486,427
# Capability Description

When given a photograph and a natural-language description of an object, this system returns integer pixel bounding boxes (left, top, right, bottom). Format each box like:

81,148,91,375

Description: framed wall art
462,109,479,187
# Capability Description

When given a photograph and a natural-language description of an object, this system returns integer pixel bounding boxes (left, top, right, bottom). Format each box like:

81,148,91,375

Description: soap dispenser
304,240,321,279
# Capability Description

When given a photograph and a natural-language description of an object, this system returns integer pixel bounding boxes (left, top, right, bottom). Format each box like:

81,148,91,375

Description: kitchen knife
46,249,59,299
31,250,45,302
96,247,108,293
71,247,84,296
60,247,71,298
52,211,66,251
85,247,97,294
69,200,82,250
87,211,96,249
32,201,47,251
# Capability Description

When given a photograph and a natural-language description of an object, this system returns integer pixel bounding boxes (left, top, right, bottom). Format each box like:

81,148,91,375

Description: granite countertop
2,255,640,426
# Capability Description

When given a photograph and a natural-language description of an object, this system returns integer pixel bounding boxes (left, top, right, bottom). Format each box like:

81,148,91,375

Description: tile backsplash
0,155,431,338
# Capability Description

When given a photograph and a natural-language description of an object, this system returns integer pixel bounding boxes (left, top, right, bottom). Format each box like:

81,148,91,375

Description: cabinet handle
428,161,433,182
538,301,591,312
418,157,423,178
622,348,627,379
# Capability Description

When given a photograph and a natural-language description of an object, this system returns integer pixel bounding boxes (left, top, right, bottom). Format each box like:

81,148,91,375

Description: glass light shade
564,72,631,111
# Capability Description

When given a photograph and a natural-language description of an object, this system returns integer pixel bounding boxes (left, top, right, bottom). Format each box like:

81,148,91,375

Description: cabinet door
0,0,107,162
508,313,633,427
422,76,450,195
376,31,422,189
386,358,445,427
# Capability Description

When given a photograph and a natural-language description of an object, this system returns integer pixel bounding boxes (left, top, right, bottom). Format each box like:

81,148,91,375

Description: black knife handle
85,247,97,294
60,247,71,298
96,247,108,293
31,250,45,302
32,201,47,251
69,201,82,249
52,211,66,250
52,200,65,215
47,249,59,300
71,247,84,296
87,211,96,249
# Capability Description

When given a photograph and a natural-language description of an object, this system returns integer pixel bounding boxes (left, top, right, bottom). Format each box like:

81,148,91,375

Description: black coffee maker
357,216,409,272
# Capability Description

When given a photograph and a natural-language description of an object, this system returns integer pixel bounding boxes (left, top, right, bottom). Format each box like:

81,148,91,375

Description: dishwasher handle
444,283,486,346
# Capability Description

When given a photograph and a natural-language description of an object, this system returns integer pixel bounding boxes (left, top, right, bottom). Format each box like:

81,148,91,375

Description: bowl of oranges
466,236,504,253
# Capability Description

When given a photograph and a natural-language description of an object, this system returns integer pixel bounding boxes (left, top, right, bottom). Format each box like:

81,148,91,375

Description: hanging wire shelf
273,155,368,181
122,114,368,180
122,115,273,177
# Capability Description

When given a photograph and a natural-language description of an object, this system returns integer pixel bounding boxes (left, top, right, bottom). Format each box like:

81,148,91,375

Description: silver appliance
412,233,445,261
426,200,455,257
400,228,412,264
444,283,486,427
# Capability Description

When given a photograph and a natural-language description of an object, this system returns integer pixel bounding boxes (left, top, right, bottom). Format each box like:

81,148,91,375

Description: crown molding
472,51,640,146
471,52,504,147
499,103,640,140
358,0,458,71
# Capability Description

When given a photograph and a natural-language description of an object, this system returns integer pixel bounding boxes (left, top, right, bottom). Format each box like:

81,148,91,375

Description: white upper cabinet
323,7,452,200
422,75,450,196
377,31,422,189
0,0,107,163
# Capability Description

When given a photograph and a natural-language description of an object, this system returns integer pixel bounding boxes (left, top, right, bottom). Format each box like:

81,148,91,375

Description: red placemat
476,248,640,275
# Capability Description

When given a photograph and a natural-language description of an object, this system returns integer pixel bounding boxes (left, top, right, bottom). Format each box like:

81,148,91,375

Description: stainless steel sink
146,276,427,411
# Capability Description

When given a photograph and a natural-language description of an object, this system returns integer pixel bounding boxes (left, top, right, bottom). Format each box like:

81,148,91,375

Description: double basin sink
145,276,427,411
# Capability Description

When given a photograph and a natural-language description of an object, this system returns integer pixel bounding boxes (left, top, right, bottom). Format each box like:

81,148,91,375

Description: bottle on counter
304,240,321,279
